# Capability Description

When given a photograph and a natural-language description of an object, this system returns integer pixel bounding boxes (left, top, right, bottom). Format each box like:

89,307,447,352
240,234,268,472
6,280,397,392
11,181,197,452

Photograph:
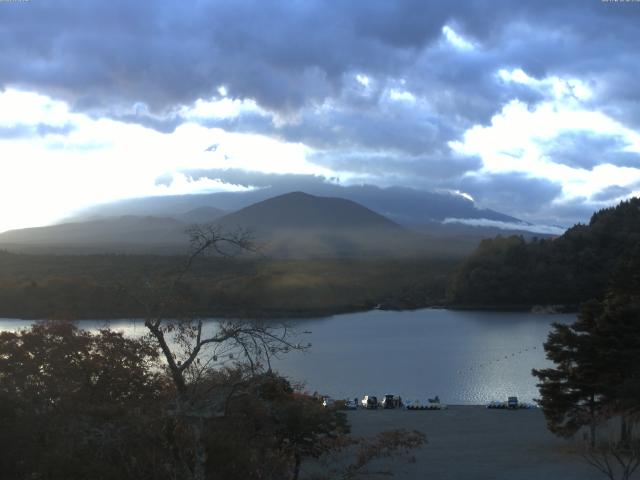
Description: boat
405,399,447,410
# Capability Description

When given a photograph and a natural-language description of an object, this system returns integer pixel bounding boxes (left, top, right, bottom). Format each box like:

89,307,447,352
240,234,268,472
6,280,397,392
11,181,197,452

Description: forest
448,198,640,310
0,252,457,319
1,198,639,319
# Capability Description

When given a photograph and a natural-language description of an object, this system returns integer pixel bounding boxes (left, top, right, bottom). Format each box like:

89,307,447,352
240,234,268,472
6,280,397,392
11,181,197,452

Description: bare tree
123,224,425,480
310,429,426,480
581,422,640,480
131,224,305,480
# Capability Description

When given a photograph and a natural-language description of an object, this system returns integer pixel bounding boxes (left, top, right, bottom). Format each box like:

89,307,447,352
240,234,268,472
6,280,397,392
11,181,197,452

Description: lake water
0,308,574,405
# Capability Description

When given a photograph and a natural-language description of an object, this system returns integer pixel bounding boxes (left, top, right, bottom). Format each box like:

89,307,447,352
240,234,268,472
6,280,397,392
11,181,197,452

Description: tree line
0,250,456,319
448,198,640,309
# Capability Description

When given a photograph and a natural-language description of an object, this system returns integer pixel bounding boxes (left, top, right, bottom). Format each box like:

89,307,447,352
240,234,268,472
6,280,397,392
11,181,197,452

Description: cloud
591,185,632,202
307,151,482,187
442,217,565,236
458,173,564,222
0,1,639,229
0,122,74,139
180,168,330,191
169,168,520,224
542,131,640,170
1,1,637,126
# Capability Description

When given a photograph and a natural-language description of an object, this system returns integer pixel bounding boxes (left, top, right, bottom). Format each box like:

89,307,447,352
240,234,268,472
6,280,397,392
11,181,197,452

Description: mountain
217,191,401,232
174,206,226,225
65,183,535,233
1,189,535,258
213,192,429,258
0,216,190,254
0,192,474,258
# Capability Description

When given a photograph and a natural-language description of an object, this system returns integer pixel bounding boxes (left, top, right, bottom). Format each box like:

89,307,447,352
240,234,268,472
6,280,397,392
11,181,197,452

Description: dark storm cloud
538,197,601,227
111,112,185,134
2,1,637,120
592,185,632,202
2,0,639,225
180,163,473,201
542,131,640,170
458,173,564,221
203,91,466,164
204,94,451,155
308,150,482,186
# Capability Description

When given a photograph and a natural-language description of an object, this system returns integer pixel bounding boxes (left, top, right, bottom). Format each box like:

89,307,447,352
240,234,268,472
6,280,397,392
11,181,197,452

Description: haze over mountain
0,191,489,258
0,216,189,255
174,206,226,225
216,192,420,258
0,193,404,256
66,181,554,235
218,191,401,232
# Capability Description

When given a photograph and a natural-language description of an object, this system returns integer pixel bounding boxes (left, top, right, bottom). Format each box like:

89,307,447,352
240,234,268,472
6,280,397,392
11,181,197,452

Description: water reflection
271,309,573,404
0,309,573,404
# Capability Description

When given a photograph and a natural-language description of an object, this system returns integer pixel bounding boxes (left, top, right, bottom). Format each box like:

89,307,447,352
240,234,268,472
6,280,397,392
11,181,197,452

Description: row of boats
486,397,536,409
324,394,447,410
322,394,536,410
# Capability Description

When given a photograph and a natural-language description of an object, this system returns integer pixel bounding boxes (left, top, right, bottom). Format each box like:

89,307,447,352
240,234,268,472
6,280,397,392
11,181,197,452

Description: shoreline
0,303,578,322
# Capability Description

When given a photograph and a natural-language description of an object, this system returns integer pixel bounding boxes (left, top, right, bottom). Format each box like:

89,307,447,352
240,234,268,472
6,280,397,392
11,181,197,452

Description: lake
0,308,574,405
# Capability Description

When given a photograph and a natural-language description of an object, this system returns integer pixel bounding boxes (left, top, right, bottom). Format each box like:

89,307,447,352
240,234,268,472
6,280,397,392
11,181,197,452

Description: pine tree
534,246,640,445
533,301,605,446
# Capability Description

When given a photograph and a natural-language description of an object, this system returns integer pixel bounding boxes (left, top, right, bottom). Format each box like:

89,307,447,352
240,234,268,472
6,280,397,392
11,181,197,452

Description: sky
0,0,639,233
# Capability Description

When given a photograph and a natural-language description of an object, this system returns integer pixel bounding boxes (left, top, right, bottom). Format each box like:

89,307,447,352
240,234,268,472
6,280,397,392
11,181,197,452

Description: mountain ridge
0,190,553,257
65,184,524,229
216,191,403,232
0,192,424,257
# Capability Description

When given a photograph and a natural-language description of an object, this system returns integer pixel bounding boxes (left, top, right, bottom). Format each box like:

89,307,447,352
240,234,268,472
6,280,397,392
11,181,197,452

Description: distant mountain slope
217,191,402,232
175,206,226,225
0,193,413,257
66,183,527,231
214,192,427,258
0,192,482,258
449,197,640,309
0,216,190,254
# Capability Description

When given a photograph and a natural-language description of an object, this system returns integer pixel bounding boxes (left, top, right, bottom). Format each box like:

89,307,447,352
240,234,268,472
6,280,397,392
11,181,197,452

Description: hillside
217,191,402,232
175,206,226,225
0,192,469,258
66,182,534,232
0,191,510,258
448,197,640,309
215,192,430,258
0,216,190,254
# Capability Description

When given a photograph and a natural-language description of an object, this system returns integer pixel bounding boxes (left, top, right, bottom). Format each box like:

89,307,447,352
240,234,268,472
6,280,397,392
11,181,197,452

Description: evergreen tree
533,301,605,446
450,197,640,309
534,245,640,445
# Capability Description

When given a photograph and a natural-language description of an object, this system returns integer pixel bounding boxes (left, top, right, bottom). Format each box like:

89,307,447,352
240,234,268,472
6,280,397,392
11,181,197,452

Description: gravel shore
342,406,604,480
